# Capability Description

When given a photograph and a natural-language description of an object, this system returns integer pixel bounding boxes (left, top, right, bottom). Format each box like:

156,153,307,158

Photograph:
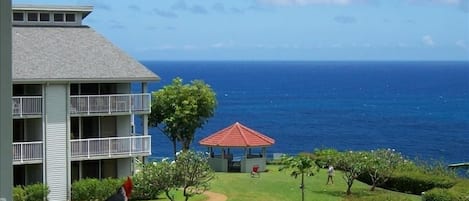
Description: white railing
12,96,42,117
70,135,151,159
13,141,43,164
70,93,151,115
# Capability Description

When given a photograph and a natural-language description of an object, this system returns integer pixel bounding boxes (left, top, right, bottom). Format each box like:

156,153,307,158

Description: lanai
199,122,275,173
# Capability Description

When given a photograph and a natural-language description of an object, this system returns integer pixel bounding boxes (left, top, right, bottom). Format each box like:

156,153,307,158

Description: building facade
11,5,159,200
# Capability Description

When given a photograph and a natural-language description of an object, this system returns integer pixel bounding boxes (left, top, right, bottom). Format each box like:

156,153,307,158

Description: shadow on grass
310,188,374,198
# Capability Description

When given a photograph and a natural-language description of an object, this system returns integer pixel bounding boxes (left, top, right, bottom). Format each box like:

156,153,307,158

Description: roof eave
12,76,161,84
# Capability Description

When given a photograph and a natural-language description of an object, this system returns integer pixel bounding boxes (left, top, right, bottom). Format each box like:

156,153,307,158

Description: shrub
23,183,49,201
422,188,465,201
13,186,25,201
385,171,456,194
71,178,123,201
345,193,414,201
359,160,457,195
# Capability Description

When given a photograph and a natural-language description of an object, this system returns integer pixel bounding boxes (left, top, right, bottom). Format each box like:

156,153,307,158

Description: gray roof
13,26,160,83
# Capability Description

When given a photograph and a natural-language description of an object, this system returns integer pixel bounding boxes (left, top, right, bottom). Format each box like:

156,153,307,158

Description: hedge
13,184,49,201
71,178,123,201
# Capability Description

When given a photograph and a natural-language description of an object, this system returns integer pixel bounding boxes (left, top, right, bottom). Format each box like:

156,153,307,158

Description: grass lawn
208,165,420,201
150,165,420,201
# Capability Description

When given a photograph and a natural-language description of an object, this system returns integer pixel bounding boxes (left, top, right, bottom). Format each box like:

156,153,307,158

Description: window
13,12,24,21
53,13,63,22
65,13,75,22
27,12,38,21
39,13,50,22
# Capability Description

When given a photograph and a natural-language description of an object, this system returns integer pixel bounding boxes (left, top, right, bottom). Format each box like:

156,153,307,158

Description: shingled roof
12,26,160,83
199,122,275,148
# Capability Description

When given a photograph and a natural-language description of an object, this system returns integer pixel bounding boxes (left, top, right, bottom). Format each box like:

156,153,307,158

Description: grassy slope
150,165,420,201
209,165,421,201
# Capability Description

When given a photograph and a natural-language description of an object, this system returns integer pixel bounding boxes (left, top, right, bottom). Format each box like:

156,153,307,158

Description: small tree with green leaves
336,151,368,195
132,159,178,201
149,77,217,158
176,150,214,201
279,154,319,201
365,148,405,191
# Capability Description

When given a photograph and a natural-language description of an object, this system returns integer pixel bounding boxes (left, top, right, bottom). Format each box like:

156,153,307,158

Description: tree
132,159,178,201
149,77,217,157
365,149,404,191
176,150,215,201
279,154,319,201
336,151,367,195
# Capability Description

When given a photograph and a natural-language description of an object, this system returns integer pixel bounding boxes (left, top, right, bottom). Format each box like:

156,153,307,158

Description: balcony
12,96,42,118
70,135,151,161
70,93,151,116
13,141,43,165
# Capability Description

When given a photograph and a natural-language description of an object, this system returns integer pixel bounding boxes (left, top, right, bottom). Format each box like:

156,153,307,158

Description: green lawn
151,165,420,201
209,165,420,201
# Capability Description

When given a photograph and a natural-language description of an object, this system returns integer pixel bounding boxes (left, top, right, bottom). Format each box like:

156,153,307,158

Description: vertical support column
141,82,149,163
0,1,13,201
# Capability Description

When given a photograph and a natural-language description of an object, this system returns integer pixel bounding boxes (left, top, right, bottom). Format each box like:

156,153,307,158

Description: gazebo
199,122,275,173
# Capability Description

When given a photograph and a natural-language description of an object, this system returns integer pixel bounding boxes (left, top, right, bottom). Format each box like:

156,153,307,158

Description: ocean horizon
136,60,469,164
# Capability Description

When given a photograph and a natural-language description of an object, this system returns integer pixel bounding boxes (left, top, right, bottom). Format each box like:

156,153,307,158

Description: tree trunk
165,191,175,201
301,173,305,201
182,140,190,151
172,139,177,159
184,186,189,201
370,184,376,191
346,185,352,195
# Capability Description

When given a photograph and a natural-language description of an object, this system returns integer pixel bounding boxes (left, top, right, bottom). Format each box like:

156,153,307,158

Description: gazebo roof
199,122,275,148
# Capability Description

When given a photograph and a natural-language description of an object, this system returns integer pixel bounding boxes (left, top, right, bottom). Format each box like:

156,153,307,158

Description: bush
23,183,49,201
13,186,25,201
345,193,414,201
422,188,466,201
71,178,123,201
384,171,456,194
359,161,457,195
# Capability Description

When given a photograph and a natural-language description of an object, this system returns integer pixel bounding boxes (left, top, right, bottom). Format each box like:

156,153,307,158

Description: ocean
137,61,469,164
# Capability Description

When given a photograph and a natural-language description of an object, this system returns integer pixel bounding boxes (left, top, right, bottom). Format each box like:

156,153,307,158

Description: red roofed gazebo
199,122,275,172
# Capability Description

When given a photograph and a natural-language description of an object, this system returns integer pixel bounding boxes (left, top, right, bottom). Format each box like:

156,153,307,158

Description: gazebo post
221,148,225,160
262,147,266,158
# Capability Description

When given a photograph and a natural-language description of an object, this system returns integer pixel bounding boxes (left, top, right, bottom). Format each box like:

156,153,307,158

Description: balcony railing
12,96,42,118
71,135,151,160
70,93,151,116
13,141,43,164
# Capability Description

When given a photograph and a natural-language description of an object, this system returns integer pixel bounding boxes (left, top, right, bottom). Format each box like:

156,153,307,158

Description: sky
13,0,469,61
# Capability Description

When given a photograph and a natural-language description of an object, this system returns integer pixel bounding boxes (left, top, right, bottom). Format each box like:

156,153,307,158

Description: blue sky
14,0,469,61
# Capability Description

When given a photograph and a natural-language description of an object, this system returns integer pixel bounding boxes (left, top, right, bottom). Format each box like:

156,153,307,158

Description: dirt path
203,191,228,201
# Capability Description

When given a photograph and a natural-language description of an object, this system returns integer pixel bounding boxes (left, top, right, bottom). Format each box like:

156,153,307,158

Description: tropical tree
132,159,178,201
336,151,368,195
365,149,405,191
176,150,215,201
279,154,319,201
149,77,217,157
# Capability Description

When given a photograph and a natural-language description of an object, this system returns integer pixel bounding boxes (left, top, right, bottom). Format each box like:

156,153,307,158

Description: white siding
44,84,69,201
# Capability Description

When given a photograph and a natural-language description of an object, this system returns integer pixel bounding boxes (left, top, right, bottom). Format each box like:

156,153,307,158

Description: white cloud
257,0,364,6
422,35,435,47
456,40,468,49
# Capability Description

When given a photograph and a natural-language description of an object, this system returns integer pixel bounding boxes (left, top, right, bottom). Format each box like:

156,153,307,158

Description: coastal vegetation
279,154,319,201
149,77,217,158
132,151,214,201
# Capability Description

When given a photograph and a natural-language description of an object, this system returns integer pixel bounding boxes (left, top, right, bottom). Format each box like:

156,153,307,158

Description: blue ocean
138,61,469,164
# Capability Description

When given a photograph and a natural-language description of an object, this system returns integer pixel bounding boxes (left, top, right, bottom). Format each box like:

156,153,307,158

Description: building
11,5,159,200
